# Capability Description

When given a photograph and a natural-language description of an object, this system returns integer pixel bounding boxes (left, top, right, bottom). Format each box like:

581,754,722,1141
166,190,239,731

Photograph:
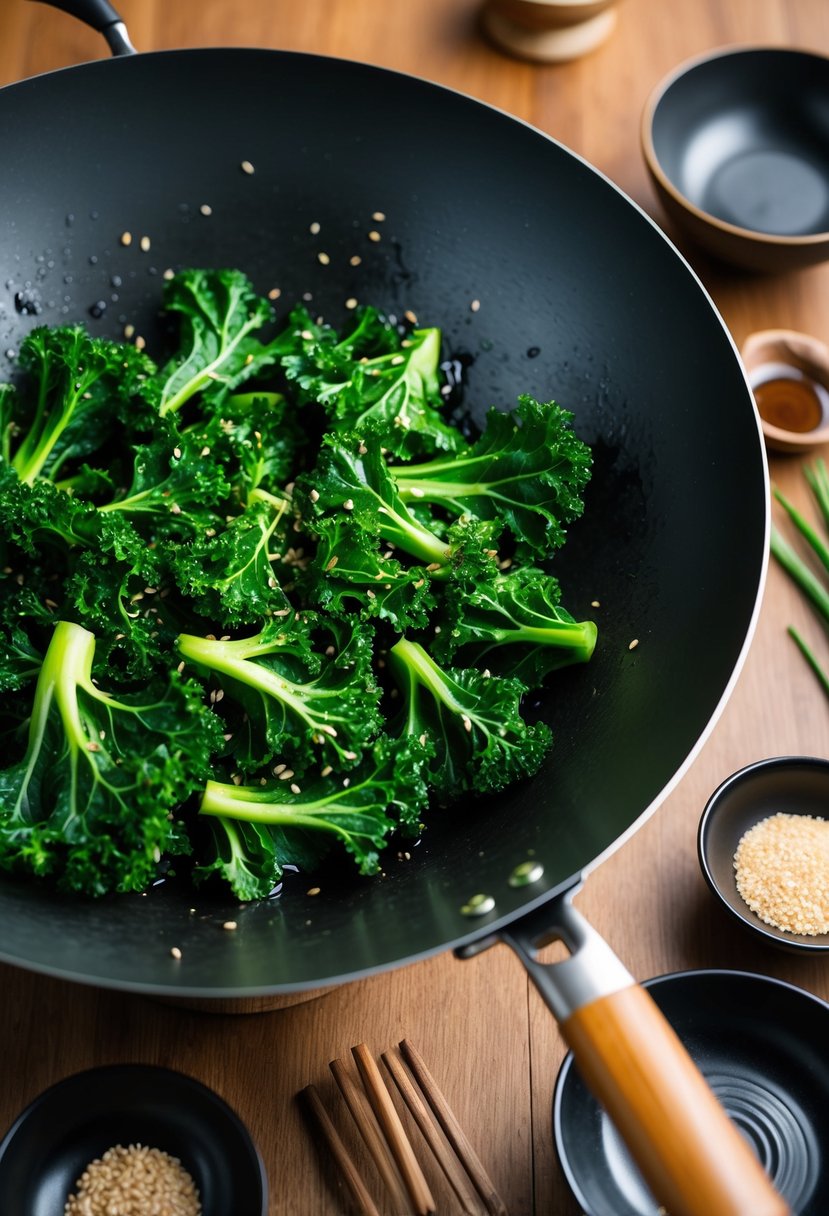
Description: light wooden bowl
480,0,620,63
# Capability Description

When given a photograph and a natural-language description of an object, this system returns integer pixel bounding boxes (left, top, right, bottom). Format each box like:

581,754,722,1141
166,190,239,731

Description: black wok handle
29,0,136,56
460,892,790,1216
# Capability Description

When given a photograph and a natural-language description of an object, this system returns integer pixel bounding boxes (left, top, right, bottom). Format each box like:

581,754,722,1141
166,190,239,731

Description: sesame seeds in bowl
0,1064,267,1216
698,756,829,953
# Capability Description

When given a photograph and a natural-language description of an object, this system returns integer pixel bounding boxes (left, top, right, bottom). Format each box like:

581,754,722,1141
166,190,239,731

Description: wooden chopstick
351,1042,437,1216
330,1055,413,1215
300,1084,382,1216
399,1039,508,1216
382,1046,485,1216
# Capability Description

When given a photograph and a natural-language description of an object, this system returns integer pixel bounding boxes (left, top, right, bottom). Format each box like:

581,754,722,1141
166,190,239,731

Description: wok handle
29,0,136,56
500,894,790,1216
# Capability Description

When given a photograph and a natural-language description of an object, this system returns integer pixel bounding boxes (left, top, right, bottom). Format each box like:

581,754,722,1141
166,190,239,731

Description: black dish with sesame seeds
0,267,596,901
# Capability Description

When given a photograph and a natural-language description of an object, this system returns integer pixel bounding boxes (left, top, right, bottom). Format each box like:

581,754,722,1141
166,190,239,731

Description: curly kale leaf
389,395,592,556
177,614,381,774
157,269,293,416
280,305,463,456
195,735,431,899
0,621,222,896
389,636,551,800
436,566,597,686
6,326,158,484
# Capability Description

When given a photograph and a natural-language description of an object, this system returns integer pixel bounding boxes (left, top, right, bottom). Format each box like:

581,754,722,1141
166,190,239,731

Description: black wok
0,3,782,1213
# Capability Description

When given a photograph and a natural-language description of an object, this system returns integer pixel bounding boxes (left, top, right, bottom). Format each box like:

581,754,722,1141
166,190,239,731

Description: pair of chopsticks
301,1038,508,1215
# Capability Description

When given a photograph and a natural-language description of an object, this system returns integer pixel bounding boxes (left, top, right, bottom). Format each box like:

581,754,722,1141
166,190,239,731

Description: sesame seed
199,203,212,216
163,267,174,280
268,287,282,300
134,335,146,351
404,309,418,324
173,446,182,459
170,946,182,960
326,556,339,571
349,255,362,267
241,159,255,175
461,714,473,733
628,638,639,650
345,297,358,309
223,920,238,931
309,221,321,234
290,783,301,794
309,488,320,503
139,235,151,252
321,765,333,777
372,210,386,221
119,231,132,246
278,769,295,781
63,1144,200,1216
591,600,601,608
318,251,330,265
470,298,481,312
735,813,829,935
343,498,354,511
368,230,381,242
307,887,321,896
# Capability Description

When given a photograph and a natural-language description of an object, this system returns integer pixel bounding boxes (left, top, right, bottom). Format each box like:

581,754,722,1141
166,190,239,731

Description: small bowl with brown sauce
698,756,829,953
741,329,829,454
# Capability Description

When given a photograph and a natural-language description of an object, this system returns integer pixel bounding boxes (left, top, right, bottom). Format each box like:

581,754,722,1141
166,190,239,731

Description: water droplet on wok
527,346,541,359
14,290,41,316
88,300,107,319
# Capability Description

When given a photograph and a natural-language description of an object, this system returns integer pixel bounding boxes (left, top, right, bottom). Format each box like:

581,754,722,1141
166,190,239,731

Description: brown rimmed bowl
642,46,829,273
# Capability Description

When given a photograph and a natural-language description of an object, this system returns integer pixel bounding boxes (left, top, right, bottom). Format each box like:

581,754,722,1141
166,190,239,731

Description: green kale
280,305,463,455
389,395,592,556
388,636,552,799
177,614,382,774
0,620,222,896
436,566,597,685
196,736,430,899
157,269,293,416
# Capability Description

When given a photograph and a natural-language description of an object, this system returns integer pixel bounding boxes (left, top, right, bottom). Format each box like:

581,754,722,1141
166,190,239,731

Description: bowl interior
698,757,829,951
0,1065,267,1216
554,969,829,1216
650,49,829,238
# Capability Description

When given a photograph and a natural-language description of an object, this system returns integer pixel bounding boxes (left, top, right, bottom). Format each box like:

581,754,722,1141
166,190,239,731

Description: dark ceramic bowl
554,969,829,1216
698,756,829,953
642,46,829,273
0,1064,268,1216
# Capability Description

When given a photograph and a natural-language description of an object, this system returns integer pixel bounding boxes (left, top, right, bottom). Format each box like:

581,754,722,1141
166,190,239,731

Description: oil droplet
460,893,495,917
508,860,545,888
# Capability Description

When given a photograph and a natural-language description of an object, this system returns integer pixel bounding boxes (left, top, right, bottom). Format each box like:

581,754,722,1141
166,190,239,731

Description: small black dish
698,755,829,953
553,969,829,1216
642,46,829,272
0,1064,267,1216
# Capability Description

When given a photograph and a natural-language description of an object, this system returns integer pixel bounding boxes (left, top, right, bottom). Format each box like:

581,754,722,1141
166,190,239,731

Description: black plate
0,1064,267,1216
698,756,829,953
553,970,829,1216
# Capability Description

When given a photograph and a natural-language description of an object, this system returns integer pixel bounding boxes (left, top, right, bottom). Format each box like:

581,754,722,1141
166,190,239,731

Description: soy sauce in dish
750,361,829,433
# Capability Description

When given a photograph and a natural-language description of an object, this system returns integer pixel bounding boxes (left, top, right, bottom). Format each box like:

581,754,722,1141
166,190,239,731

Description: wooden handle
562,985,791,1216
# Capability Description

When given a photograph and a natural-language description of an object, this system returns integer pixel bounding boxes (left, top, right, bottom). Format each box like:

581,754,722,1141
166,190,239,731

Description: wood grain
1,2,828,1213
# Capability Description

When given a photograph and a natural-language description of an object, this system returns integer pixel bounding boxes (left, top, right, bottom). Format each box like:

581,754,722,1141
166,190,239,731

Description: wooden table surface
2,1,829,1213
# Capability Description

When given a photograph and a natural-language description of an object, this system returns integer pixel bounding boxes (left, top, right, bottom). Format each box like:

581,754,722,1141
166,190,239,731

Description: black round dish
698,755,829,953
553,969,829,1216
0,1064,267,1216
642,47,829,271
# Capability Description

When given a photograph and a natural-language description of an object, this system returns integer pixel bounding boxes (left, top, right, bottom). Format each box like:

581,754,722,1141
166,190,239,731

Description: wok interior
0,50,766,994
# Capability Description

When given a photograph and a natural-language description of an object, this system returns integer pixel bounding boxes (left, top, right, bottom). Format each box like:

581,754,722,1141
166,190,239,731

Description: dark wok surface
0,49,767,995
